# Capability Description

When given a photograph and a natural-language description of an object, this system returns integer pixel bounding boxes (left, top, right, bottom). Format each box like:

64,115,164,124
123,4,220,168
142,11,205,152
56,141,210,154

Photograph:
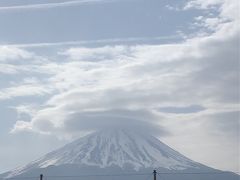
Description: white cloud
0,46,33,62
0,64,19,74
16,26,239,136
10,121,33,133
185,0,239,41
60,46,131,61
184,0,224,9
0,81,53,100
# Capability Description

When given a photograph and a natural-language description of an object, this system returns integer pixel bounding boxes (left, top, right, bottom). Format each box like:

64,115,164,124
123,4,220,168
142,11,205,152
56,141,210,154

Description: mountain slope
2,129,239,180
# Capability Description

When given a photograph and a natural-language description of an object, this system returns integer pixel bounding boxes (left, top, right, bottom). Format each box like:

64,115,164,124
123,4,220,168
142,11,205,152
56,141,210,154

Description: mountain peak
8,129,202,179
5,129,239,180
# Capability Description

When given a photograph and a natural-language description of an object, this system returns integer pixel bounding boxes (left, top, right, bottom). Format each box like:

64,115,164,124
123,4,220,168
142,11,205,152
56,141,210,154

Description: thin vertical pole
40,174,43,180
153,170,157,180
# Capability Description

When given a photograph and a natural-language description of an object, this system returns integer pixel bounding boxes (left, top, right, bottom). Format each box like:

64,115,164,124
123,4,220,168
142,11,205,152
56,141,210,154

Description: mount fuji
1,129,238,180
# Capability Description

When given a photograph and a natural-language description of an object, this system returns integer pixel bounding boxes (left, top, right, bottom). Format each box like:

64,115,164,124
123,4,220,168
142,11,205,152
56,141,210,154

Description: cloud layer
6,14,239,137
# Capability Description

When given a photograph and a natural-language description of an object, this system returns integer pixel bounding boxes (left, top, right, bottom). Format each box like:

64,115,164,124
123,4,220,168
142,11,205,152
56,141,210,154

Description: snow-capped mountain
1,129,239,180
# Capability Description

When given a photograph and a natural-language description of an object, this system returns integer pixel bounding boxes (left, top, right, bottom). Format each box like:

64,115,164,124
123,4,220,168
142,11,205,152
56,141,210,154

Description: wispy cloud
184,0,223,10
0,83,53,100
0,0,116,11
3,35,181,48
0,78,53,100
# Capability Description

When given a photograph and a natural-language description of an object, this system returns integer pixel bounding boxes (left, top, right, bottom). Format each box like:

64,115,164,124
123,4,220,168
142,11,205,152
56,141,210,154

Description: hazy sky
0,0,239,174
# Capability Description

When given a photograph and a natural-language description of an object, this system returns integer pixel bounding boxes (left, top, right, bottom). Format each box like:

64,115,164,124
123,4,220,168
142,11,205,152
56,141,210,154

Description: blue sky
0,0,239,174
0,0,197,44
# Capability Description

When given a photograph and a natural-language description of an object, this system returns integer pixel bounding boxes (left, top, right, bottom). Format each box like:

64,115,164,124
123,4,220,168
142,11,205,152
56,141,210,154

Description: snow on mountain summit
9,129,201,178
